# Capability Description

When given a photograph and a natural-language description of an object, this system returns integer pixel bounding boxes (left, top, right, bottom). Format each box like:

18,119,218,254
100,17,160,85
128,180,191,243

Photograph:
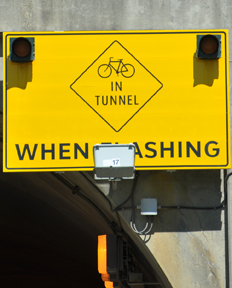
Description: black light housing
197,34,221,59
10,37,35,62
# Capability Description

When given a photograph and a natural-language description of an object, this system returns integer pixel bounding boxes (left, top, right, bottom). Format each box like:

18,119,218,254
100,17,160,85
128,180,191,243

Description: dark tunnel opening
0,176,106,288
0,131,165,288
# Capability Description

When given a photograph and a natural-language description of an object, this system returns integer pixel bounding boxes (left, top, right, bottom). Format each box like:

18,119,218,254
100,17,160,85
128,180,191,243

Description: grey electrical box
141,198,158,215
93,144,135,180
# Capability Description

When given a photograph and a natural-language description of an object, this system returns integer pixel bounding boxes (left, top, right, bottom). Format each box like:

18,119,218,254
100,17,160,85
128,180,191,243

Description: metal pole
226,168,232,288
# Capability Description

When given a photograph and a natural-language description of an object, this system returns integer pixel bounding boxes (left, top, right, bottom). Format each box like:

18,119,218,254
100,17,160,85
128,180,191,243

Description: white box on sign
93,144,135,180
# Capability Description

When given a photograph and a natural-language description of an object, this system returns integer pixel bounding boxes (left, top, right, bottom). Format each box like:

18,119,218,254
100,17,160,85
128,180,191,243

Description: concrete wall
108,170,225,288
0,1,231,287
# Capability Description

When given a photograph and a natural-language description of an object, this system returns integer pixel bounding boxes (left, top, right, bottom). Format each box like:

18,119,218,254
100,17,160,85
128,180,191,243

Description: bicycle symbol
98,57,135,78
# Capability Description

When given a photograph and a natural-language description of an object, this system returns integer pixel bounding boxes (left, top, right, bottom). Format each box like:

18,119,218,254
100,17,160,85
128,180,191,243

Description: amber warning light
197,34,221,59
10,37,35,62
98,234,121,288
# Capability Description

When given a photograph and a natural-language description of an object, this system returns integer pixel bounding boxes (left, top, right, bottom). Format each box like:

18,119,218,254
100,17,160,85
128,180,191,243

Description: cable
143,234,152,243
79,172,127,233
116,205,137,211
74,170,232,239
115,211,123,232
158,170,232,211
144,221,153,234
129,178,154,236
223,171,232,205
52,172,118,234
80,171,114,212
130,216,154,236
79,172,140,237
113,172,139,212
130,221,149,234
159,205,223,210
129,176,154,237
111,171,231,213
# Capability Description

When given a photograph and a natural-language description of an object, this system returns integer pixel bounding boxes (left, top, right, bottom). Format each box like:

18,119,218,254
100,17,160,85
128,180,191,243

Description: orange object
98,235,107,274
98,234,118,288
104,281,114,288
101,274,110,281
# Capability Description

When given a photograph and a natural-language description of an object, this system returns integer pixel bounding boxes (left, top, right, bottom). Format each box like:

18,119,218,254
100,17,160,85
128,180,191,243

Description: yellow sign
3,30,230,172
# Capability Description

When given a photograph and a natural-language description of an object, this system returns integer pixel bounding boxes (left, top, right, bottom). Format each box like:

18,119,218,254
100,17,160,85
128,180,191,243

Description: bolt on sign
3,30,230,172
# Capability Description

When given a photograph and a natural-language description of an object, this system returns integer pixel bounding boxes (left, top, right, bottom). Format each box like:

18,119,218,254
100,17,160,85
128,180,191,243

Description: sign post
3,30,230,172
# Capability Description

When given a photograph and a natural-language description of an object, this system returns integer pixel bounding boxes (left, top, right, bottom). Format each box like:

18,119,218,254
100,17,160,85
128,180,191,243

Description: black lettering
102,96,108,105
128,95,132,105
110,96,117,105
116,81,122,91
95,95,100,105
74,143,88,159
205,141,219,157
145,142,157,158
60,143,70,160
16,144,38,160
42,144,55,160
161,142,174,158
133,142,143,158
134,95,139,105
178,142,182,157
119,96,125,105
187,142,200,157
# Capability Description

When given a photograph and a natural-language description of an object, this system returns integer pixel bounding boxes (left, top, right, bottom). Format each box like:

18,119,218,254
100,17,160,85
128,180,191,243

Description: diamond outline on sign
70,40,163,132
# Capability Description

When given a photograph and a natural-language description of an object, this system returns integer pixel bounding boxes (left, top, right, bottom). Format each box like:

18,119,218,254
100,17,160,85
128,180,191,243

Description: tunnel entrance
0,172,107,288
0,128,165,288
